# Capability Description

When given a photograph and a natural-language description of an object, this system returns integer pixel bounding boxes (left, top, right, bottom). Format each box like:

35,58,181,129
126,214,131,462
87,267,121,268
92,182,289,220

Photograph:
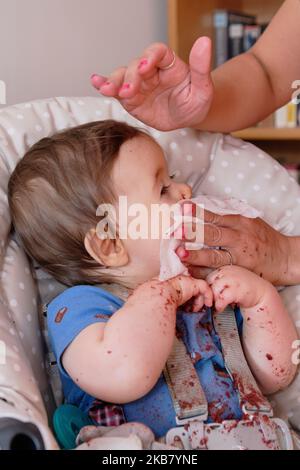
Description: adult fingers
186,266,214,279
184,248,235,269
117,58,145,98
189,37,214,101
204,224,240,247
91,74,107,89
137,42,178,73
93,67,128,97
177,222,239,247
204,210,242,227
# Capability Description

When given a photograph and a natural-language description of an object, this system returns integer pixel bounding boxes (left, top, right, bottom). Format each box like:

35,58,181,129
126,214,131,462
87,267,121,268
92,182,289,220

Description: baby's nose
178,183,192,201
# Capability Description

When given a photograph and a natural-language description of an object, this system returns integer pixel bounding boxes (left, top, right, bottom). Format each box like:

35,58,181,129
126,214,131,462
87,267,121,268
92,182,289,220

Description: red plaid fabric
88,399,125,427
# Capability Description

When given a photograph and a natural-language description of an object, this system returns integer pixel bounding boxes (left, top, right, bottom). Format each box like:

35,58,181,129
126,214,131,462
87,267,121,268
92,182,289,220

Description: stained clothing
47,285,243,438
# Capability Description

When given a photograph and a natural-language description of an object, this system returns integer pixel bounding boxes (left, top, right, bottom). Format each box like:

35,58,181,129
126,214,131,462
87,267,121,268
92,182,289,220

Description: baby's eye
160,184,170,196
160,175,175,196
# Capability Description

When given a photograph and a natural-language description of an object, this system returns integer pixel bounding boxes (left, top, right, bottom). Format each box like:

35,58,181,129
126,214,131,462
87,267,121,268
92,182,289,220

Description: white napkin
159,195,262,281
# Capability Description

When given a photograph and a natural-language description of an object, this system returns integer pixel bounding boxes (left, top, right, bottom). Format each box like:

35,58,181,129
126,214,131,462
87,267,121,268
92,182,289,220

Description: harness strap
213,306,273,416
163,336,208,424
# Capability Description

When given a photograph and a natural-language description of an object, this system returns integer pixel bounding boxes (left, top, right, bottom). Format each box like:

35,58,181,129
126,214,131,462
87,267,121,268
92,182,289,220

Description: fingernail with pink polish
177,247,189,259
91,74,103,88
120,83,131,91
138,58,148,69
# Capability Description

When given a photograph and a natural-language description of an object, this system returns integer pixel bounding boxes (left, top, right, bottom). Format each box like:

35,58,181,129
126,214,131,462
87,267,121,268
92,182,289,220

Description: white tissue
159,195,262,281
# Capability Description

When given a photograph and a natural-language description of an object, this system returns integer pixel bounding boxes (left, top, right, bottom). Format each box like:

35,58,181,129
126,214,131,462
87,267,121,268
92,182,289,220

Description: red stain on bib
55,306,68,323
94,313,107,319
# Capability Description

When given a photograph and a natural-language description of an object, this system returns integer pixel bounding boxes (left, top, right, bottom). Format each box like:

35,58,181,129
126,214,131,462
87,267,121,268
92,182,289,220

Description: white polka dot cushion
0,96,299,448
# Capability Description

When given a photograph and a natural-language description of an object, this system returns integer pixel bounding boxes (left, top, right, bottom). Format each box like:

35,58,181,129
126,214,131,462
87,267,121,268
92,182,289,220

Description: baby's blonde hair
8,119,145,286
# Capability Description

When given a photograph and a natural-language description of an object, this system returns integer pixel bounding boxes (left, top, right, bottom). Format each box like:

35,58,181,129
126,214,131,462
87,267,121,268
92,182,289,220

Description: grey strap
163,336,208,424
213,306,273,416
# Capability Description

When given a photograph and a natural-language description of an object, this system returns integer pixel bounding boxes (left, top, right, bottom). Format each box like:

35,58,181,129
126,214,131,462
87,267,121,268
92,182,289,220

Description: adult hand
177,210,291,286
90,37,213,131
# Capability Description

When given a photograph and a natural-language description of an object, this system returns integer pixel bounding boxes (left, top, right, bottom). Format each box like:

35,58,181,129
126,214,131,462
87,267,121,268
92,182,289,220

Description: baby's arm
207,266,298,394
62,276,213,404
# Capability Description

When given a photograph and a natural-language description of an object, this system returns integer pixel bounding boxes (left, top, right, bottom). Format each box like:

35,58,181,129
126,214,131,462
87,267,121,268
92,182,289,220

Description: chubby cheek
129,238,161,276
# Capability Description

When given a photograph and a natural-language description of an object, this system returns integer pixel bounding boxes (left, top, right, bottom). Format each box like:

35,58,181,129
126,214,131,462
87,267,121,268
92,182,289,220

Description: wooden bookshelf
168,0,300,163
233,128,300,141
168,0,284,64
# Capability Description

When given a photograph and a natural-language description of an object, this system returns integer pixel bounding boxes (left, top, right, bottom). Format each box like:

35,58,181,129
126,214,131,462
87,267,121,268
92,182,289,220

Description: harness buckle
175,411,207,427
166,416,293,450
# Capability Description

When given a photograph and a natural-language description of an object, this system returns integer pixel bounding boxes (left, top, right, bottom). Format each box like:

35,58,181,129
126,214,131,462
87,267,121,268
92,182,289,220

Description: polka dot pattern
169,142,178,150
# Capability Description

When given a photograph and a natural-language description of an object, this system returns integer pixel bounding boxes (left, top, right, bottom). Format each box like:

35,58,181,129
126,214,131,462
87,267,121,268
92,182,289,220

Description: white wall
0,0,167,107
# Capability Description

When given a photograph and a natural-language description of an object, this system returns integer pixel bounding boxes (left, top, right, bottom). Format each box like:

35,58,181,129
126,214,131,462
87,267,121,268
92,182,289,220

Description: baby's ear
84,228,128,267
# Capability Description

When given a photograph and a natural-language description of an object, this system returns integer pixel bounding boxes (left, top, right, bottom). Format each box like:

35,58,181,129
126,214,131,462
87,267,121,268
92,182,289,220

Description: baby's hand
206,265,266,313
168,275,213,313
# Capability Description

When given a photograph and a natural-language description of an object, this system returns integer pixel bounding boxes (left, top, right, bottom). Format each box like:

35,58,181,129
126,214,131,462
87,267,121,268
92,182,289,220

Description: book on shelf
274,102,298,128
213,11,270,67
243,24,261,51
213,10,256,67
257,102,299,129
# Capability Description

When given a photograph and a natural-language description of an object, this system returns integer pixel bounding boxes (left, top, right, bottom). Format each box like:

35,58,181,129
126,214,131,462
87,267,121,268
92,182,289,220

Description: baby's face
111,135,192,285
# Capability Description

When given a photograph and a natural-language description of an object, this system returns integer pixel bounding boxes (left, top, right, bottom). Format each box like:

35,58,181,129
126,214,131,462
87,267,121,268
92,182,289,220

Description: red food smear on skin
219,285,229,295
266,353,273,361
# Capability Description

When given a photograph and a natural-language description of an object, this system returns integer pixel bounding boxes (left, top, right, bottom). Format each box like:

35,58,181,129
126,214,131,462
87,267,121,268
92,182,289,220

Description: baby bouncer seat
0,95,300,450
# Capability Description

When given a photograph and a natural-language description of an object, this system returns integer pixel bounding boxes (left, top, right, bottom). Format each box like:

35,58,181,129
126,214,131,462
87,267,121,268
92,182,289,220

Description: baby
8,119,297,440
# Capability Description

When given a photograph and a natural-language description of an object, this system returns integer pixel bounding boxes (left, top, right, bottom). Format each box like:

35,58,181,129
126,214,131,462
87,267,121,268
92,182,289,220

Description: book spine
286,102,297,128
274,102,297,128
213,11,228,67
227,11,256,59
274,105,287,128
213,10,256,66
243,25,261,52
228,23,244,58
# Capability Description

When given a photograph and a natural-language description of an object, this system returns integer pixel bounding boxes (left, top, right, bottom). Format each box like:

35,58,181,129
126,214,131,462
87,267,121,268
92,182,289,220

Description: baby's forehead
119,134,167,171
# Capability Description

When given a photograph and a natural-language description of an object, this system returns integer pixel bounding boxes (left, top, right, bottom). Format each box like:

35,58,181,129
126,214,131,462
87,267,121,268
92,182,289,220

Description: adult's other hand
177,210,293,286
